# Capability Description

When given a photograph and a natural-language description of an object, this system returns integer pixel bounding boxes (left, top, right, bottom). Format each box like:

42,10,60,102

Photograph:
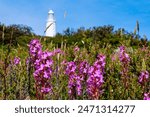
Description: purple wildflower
65,61,84,98
41,86,52,94
66,62,77,97
74,46,80,52
144,93,150,100
139,71,149,83
66,62,77,76
33,51,53,92
118,46,130,89
76,76,82,95
79,61,89,75
119,46,130,64
29,39,42,63
61,60,67,65
54,48,64,55
34,51,53,77
29,39,55,99
14,57,20,65
26,57,30,65
87,54,106,99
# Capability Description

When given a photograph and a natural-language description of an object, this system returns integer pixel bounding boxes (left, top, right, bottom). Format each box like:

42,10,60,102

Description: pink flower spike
14,57,20,65
144,93,150,100
74,46,80,52
139,70,149,83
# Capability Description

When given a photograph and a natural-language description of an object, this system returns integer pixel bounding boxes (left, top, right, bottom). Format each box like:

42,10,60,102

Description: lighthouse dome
48,10,54,14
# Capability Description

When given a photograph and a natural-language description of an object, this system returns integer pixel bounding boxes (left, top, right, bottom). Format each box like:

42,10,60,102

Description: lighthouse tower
45,10,56,37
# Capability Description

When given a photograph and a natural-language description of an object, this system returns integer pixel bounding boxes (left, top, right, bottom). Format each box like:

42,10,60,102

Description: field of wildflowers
0,38,150,100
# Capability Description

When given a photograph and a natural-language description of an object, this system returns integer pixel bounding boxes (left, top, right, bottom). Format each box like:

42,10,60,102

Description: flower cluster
119,46,130,88
29,39,42,63
13,57,20,65
79,61,89,75
79,61,89,79
144,93,150,100
119,46,130,64
65,60,89,99
139,70,149,83
33,51,53,94
87,54,106,99
29,39,55,98
65,62,79,98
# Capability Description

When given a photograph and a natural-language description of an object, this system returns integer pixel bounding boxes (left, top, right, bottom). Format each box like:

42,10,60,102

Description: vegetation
0,22,150,100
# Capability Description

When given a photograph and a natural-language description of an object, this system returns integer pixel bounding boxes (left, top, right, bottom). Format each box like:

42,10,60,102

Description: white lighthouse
45,10,56,37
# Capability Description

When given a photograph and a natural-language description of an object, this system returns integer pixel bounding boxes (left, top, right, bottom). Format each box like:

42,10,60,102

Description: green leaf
142,59,146,71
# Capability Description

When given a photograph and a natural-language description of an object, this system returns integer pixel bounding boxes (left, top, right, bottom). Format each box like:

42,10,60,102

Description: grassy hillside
0,24,150,100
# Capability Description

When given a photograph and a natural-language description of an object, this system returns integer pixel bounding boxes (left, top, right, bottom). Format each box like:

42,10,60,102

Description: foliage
0,37,150,100
0,23,35,46
0,22,150,100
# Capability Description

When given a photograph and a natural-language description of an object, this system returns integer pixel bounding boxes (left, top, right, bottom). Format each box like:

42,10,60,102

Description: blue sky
0,0,150,38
